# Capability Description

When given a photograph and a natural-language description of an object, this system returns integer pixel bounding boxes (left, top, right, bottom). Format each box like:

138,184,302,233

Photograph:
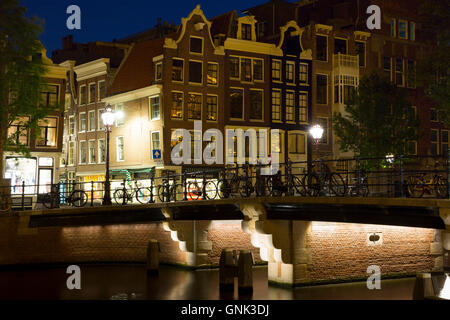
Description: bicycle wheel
136,187,152,204
329,173,346,197
71,190,88,207
239,180,253,198
114,189,129,204
187,182,202,201
42,192,59,209
435,177,447,198
204,181,218,200
304,174,320,197
0,196,12,212
293,176,307,196
157,185,171,202
407,176,424,198
217,180,231,199
266,177,282,197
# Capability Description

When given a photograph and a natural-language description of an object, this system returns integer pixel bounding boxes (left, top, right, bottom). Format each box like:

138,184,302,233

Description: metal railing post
122,178,127,205
90,181,94,207
400,155,405,198
182,173,187,201
150,176,155,203
21,181,25,210
356,157,360,195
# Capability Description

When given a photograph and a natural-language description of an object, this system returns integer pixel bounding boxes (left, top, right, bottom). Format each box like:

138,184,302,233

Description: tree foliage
332,73,419,167
0,0,52,175
417,0,450,125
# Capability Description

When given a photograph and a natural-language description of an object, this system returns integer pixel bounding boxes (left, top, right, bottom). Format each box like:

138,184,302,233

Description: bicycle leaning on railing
43,185,88,209
407,170,447,198
302,160,347,197
113,180,153,204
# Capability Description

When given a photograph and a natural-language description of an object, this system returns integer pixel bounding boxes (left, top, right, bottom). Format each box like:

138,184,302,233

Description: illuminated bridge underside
27,197,447,229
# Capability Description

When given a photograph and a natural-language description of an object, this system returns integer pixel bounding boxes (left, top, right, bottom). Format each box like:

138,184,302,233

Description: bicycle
113,180,153,204
186,177,218,200
266,160,306,197
407,172,447,198
0,193,12,213
43,186,88,208
157,177,177,202
217,165,241,199
346,175,370,197
302,160,346,197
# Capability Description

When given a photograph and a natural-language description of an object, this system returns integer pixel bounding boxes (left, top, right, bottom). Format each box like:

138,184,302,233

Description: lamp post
308,124,324,195
101,106,115,206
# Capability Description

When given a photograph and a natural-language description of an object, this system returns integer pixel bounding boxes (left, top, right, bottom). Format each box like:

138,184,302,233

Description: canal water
0,264,416,300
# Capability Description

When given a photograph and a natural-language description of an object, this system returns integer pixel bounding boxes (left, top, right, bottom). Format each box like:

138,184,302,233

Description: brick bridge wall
0,216,436,282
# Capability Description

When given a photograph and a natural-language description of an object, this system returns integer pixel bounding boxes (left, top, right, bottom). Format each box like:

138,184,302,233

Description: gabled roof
107,37,165,96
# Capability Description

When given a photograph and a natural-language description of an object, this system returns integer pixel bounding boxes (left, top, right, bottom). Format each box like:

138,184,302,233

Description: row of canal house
48,0,443,198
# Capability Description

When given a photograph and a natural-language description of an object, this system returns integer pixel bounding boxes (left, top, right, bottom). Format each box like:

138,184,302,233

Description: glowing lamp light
309,125,324,141
386,154,395,164
101,106,115,127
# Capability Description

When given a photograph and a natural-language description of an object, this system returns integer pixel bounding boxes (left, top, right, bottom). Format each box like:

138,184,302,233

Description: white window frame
88,139,96,164
79,140,86,165
115,104,124,127
271,89,282,122
98,109,105,131
79,112,86,133
299,91,308,124
98,80,106,101
149,95,161,121
68,141,75,166
79,85,87,105
189,36,204,55
88,110,96,132
69,115,75,136
285,90,296,123
88,82,96,104
116,136,125,162
151,131,161,159
98,138,106,164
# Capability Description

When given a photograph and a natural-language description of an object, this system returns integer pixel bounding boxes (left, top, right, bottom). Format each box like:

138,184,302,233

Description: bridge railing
0,154,449,211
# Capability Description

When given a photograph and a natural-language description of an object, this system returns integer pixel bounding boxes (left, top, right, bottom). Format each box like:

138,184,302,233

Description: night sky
19,0,266,56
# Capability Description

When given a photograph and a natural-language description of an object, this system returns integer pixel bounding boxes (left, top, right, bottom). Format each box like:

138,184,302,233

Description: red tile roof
108,37,165,96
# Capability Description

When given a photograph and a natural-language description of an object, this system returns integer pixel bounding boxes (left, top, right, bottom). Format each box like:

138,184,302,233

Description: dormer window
241,23,252,40
190,37,203,54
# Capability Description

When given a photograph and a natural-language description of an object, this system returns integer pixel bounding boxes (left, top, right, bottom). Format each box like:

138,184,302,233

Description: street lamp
101,106,116,206
309,124,324,145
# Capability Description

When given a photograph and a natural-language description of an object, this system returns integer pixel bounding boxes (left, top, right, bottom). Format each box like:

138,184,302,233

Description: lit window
286,61,295,84
115,104,125,126
271,90,281,121
241,58,252,82
272,60,281,81
98,139,105,163
7,117,29,145
288,133,306,154
79,112,86,132
69,116,75,135
207,63,218,86
299,92,308,123
171,92,183,119
88,110,95,131
88,140,96,164
299,63,308,84
116,136,124,161
150,96,160,120
151,132,160,155
187,93,202,120
98,109,105,131
206,95,218,121
286,91,295,122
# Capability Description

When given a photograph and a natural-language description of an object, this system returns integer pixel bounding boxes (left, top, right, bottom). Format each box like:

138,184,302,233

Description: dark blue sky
20,0,265,56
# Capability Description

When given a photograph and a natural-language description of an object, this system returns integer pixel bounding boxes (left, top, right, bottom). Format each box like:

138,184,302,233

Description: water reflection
0,264,417,300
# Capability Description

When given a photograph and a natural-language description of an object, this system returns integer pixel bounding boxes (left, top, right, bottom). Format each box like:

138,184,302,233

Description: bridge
3,157,450,286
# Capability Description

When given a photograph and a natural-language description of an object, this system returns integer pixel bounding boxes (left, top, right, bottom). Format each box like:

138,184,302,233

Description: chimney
62,35,74,50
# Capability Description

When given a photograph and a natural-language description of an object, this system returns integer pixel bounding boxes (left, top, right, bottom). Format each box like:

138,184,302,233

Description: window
150,96,160,120
7,117,29,145
316,74,328,104
98,81,106,100
230,57,240,79
317,118,328,144
299,63,308,84
390,19,396,37
41,85,59,107
230,88,244,119
288,133,306,154
356,41,365,67
286,91,295,122
155,62,162,81
334,38,347,54
410,22,415,41
249,90,263,121
116,136,124,161
98,109,105,131
172,59,184,82
89,83,96,103
272,90,281,121
253,59,263,81
241,23,252,40
286,61,295,84
151,132,160,156
407,60,416,88
272,60,281,81
190,37,203,54
395,58,404,86
80,85,87,105
171,92,183,119
187,93,202,120
69,116,75,135
207,63,218,86
316,35,328,61
79,112,86,132
88,140,96,164
430,108,438,122
442,130,449,155
299,92,308,123
383,57,392,81
398,20,407,39
189,61,203,84
88,110,95,131
115,104,124,126
98,139,105,164
68,141,75,166
406,141,417,155
241,58,252,82
206,95,218,121
431,129,439,156
79,141,86,164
